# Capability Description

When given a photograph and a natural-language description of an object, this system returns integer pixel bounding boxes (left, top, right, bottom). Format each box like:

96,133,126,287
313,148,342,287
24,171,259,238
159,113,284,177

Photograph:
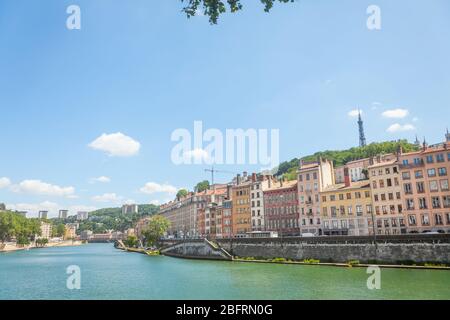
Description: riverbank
0,240,84,253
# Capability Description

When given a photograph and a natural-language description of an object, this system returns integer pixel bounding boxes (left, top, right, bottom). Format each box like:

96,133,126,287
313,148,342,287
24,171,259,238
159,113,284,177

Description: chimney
252,173,257,183
268,177,272,189
243,171,248,179
236,174,241,185
344,167,351,187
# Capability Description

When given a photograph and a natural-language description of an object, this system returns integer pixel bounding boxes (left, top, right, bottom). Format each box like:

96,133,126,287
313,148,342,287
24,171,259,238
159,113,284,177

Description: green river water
0,243,449,300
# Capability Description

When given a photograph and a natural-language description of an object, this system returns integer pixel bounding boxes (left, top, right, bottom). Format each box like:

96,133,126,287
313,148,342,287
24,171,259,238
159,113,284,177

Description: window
372,181,377,189
339,194,344,201
408,215,417,226
415,170,423,179
435,214,443,225
428,168,436,177
313,172,318,180
421,214,430,226
355,192,361,199
322,207,328,216
356,205,363,216
366,205,373,213
347,206,353,215
299,175,303,182
448,153,450,161
402,172,411,180
426,155,434,163
438,167,447,176
406,199,415,210
403,160,409,165
429,181,439,192
416,182,425,193
331,207,337,217
365,191,370,198
381,194,386,201
379,180,385,188
340,206,345,215
330,195,336,201
432,197,441,209
374,194,379,202
385,168,391,174
443,196,450,208
404,183,412,194
387,178,392,187
414,158,422,165
419,198,427,209
346,193,352,200
436,154,445,163
441,179,449,191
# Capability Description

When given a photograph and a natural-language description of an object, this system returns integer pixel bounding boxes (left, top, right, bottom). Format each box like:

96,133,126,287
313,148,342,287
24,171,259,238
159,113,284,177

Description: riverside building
320,174,374,236
297,158,335,236
264,179,299,236
368,159,407,235
399,139,450,233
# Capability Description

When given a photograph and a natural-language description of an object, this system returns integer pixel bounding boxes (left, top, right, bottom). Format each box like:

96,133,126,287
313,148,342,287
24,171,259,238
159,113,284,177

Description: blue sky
0,0,449,217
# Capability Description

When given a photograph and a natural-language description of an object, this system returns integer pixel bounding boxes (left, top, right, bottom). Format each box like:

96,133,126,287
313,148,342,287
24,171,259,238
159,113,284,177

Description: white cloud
140,182,177,195
183,148,210,162
348,109,362,117
386,123,416,133
412,117,419,122
149,200,160,205
89,176,111,184
0,177,11,189
91,193,122,203
12,180,75,198
89,132,141,157
382,108,409,119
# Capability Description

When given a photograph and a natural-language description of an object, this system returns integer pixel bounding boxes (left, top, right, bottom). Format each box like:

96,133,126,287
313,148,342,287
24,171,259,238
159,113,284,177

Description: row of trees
0,211,42,245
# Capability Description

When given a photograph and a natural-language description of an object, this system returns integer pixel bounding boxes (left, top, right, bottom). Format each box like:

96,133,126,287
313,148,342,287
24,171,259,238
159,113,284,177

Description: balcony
399,162,424,169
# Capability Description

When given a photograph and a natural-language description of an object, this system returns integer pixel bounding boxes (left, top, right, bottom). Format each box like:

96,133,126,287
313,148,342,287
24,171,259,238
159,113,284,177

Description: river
0,243,449,300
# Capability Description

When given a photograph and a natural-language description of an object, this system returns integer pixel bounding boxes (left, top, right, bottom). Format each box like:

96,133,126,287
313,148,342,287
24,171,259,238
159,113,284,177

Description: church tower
446,128,450,142
358,111,367,147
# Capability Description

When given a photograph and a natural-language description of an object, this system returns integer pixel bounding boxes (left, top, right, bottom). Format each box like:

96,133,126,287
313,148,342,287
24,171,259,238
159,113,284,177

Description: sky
0,0,450,217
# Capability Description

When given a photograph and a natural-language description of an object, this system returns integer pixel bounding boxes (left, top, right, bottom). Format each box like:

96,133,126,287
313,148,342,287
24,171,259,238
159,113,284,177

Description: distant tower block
358,110,367,147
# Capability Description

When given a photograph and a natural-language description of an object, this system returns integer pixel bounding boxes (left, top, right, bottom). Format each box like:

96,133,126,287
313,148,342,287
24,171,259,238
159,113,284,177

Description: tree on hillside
182,0,295,24
195,180,210,193
141,215,171,247
176,189,189,199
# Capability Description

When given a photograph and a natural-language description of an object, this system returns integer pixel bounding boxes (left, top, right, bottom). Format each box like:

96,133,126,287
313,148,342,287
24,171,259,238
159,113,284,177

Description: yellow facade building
320,179,374,236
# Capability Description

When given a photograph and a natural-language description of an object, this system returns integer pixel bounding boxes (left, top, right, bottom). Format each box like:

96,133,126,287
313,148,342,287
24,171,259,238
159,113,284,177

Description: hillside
276,140,419,181
52,204,160,234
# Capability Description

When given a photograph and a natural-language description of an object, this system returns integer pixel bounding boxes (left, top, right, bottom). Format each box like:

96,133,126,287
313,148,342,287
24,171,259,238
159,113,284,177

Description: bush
303,259,320,264
347,260,360,266
271,257,287,263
